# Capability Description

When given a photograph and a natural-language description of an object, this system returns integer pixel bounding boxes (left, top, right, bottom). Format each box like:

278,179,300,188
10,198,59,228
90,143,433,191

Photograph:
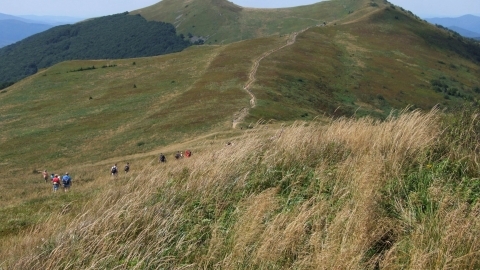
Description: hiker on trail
185,150,192,158
124,163,130,173
175,151,181,160
52,174,61,192
50,173,55,181
42,170,48,183
111,164,118,178
159,153,166,163
62,172,72,192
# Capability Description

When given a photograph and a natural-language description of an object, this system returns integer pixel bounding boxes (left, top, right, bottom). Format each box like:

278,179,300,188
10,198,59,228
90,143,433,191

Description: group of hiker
159,150,192,163
43,150,194,188
110,162,130,178
42,170,71,193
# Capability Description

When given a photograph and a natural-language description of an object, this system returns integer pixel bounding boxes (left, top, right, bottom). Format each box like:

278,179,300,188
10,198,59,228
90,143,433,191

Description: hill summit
132,0,375,44
1,0,480,268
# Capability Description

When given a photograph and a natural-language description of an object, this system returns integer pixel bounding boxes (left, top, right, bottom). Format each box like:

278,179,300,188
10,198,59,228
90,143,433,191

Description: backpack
111,167,117,174
62,176,71,185
53,177,60,185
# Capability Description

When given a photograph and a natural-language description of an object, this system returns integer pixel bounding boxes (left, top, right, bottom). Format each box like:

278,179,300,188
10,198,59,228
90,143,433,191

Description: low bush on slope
4,108,480,269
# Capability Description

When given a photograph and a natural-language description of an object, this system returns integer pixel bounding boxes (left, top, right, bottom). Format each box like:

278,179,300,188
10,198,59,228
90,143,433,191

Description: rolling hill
0,0,479,207
131,0,376,44
0,0,391,87
0,13,191,87
1,0,480,268
248,6,480,120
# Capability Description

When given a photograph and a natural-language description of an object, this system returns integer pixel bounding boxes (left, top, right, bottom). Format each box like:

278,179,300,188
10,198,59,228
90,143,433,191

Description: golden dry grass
3,109,479,269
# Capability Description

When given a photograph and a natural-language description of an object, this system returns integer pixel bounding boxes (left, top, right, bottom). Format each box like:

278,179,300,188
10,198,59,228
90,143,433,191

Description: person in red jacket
52,174,61,192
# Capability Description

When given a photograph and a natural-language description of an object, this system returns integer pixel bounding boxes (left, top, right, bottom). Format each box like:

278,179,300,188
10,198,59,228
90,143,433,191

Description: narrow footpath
232,26,313,128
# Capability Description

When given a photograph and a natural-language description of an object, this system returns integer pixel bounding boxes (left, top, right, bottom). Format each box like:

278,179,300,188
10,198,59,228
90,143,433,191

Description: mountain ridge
0,0,376,86
0,13,190,86
425,14,480,38
1,1,480,268
131,0,376,44
446,25,480,38
0,19,52,48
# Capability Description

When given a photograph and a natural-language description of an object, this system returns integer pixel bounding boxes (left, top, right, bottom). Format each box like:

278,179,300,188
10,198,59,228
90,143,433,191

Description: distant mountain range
15,15,85,25
425,14,480,39
0,20,51,47
0,13,84,48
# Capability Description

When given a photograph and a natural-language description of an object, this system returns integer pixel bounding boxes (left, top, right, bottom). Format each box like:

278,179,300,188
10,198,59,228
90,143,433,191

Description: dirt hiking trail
232,26,314,128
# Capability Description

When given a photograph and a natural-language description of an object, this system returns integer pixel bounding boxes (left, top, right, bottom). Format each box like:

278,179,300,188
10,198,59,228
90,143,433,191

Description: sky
0,0,478,18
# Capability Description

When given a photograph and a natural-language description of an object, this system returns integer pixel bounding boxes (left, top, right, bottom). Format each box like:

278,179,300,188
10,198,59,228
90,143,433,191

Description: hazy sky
0,0,478,18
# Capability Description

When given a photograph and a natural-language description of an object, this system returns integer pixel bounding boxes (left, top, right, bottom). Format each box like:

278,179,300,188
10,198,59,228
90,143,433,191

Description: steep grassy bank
3,109,479,269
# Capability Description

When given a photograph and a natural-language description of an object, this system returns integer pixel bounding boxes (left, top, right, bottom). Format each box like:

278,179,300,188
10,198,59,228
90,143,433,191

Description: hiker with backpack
159,153,166,163
52,174,61,193
124,162,130,173
62,172,72,192
185,150,192,158
175,151,181,160
111,164,118,178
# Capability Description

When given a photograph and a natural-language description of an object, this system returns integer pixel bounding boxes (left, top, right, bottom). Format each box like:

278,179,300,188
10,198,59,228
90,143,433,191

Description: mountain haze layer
0,13,55,48
0,19,52,48
426,15,480,39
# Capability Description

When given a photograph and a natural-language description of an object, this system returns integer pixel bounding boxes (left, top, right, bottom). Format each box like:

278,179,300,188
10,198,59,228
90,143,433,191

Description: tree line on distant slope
0,12,192,88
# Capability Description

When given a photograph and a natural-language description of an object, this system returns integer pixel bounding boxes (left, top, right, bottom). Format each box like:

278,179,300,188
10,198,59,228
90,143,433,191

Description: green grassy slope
0,36,287,206
132,0,379,44
1,1,480,260
248,7,480,121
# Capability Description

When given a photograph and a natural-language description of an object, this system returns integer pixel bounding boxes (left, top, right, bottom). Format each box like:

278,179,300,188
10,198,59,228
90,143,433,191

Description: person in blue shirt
62,172,72,192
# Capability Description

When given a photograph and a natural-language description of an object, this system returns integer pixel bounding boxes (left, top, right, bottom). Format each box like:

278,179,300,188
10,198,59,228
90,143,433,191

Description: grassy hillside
0,35,288,206
0,13,190,87
1,2,480,268
248,7,480,120
3,109,480,269
132,0,380,44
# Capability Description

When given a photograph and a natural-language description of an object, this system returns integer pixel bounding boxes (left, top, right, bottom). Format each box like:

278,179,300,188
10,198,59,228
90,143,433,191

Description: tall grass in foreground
4,109,480,269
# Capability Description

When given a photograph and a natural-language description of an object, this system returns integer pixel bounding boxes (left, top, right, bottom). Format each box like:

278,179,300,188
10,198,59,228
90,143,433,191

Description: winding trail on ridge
232,26,314,128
